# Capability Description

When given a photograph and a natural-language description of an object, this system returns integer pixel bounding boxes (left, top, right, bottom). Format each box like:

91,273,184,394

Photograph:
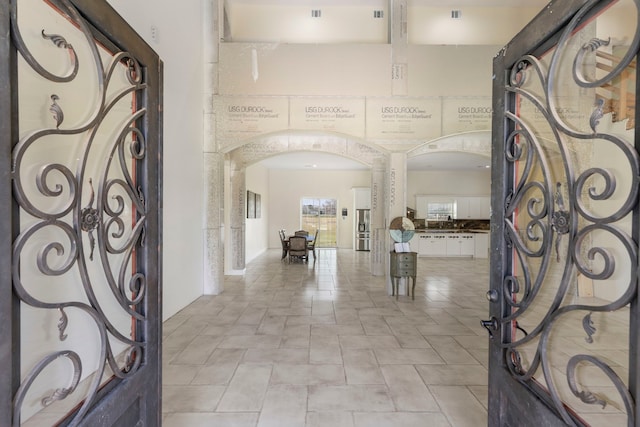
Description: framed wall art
247,190,256,218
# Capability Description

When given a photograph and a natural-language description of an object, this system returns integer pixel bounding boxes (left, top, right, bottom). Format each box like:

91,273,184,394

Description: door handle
481,317,499,338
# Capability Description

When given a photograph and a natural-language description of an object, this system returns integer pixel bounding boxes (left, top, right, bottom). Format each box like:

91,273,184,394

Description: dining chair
307,229,319,259
278,229,289,260
294,230,309,237
288,235,308,263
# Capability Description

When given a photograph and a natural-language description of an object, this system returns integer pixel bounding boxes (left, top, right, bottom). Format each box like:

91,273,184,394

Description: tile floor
162,249,490,427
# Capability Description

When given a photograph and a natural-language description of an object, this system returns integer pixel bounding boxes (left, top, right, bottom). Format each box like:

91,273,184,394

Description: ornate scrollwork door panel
2,0,162,426
489,1,639,426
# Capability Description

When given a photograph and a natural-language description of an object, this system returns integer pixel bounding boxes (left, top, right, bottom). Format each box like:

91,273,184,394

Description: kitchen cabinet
474,232,489,258
417,234,447,256
455,197,491,219
445,234,475,256
353,187,371,209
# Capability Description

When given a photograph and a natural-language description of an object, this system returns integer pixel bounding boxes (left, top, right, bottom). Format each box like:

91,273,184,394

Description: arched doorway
219,131,389,275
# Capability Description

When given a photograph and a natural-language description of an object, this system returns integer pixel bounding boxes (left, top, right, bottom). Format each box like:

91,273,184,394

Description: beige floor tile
308,385,395,412
192,362,240,386
286,314,336,325
163,412,259,427
394,334,432,349
312,300,335,316
334,308,361,324
353,412,452,427
257,385,308,427
415,364,488,386
281,334,311,348
238,307,267,324
170,335,224,365
162,385,225,412
343,348,385,385
306,411,355,427
430,386,488,427
160,251,596,426
271,364,345,385
216,364,272,412
163,364,199,385
339,335,400,349
380,365,440,411
283,323,312,336
468,385,488,410
243,348,309,364
310,334,343,364
426,336,480,364
311,324,365,336
258,315,287,335
417,323,478,336
218,334,282,349
374,348,445,365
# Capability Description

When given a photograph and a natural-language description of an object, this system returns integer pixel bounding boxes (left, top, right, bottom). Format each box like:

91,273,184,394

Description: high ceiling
231,0,547,171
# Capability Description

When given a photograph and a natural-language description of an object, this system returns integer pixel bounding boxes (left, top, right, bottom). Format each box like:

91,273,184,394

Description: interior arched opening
222,130,389,271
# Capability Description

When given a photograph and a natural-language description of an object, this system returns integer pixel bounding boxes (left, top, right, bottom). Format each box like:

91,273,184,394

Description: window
427,201,454,221
301,198,337,247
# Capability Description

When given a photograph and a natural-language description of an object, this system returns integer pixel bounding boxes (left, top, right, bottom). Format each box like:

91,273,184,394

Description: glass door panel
9,0,160,425
301,198,337,247
489,1,639,425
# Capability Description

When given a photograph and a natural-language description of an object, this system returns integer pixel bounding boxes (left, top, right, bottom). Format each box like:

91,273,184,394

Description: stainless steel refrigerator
355,209,370,251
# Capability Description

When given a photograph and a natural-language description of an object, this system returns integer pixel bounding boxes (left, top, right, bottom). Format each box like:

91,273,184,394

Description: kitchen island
409,229,489,258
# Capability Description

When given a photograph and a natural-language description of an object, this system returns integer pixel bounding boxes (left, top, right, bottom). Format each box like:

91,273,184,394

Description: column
387,152,408,295
202,0,224,294
203,153,224,294
370,157,386,276
227,160,246,274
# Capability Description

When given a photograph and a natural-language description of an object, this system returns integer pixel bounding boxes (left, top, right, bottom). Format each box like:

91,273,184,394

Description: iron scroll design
10,0,148,425
501,0,640,425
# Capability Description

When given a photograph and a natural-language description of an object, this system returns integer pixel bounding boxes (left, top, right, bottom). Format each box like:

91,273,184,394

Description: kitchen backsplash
412,218,489,230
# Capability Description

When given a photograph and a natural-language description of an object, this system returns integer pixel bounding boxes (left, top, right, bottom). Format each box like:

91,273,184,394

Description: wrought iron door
1,0,162,425
488,0,640,425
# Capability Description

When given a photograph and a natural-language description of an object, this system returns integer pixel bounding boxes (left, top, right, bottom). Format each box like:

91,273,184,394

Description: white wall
245,163,270,263
218,43,498,97
107,0,205,320
408,6,545,45
407,169,491,210
268,169,371,249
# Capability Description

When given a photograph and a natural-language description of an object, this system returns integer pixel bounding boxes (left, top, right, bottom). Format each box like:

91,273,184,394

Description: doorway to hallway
301,197,337,247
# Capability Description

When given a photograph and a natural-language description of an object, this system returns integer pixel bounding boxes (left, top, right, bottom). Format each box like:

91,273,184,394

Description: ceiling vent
311,9,322,18
451,10,462,19
373,10,384,19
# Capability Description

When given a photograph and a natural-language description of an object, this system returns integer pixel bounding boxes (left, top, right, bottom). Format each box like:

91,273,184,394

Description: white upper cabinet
354,188,371,209
455,196,490,219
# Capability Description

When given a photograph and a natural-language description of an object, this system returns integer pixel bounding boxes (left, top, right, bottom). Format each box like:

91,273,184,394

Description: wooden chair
294,230,309,237
278,229,289,260
288,235,308,263
307,229,319,259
